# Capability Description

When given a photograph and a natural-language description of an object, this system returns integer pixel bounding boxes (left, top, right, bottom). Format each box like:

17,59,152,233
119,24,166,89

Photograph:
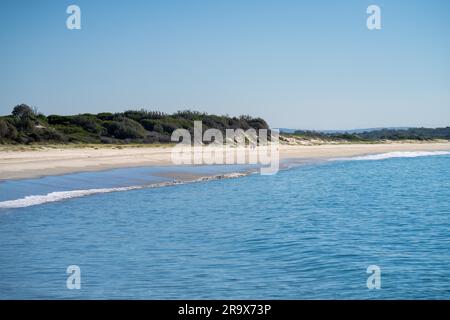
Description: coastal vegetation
1,104,449,145
0,104,269,144
288,128,450,143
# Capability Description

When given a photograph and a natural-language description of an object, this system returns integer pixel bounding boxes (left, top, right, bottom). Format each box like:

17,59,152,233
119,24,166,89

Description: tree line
2,104,449,144
0,104,269,144
292,127,450,141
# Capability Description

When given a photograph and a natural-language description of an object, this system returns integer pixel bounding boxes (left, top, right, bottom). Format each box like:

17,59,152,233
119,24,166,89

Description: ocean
1,151,450,299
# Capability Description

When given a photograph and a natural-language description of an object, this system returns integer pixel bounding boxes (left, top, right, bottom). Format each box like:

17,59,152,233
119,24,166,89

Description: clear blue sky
1,0,449,129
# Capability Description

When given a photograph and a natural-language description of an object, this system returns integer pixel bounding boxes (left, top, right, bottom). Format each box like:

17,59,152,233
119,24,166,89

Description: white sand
1,142,450,180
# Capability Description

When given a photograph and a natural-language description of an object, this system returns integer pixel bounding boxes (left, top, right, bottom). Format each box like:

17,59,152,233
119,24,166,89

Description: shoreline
0,170,252,209
1,142,450,181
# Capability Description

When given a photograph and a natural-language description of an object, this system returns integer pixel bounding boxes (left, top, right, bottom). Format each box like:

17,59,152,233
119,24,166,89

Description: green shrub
28,128,67,143
11,104,36,131
140,119,158,131
97,112,114,121
123,109,167,122
48,115,71,125
2,104,277,144
173,110,205,120
12,104,35,120
0,118,18,141
69,115,104,134
104,118,146,139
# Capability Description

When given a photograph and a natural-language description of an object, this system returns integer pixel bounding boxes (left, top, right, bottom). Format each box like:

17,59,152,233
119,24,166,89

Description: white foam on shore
330,151,450,162
0,172,248,209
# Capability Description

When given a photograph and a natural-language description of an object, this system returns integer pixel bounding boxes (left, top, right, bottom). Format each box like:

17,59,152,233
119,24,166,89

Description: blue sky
1,0,449,129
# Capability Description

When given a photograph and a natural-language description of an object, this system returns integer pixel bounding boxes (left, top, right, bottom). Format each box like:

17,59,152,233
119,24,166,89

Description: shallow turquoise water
1,154,450,299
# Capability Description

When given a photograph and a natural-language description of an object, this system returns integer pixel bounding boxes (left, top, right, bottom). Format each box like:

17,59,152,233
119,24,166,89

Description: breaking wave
330,151,450,162
0,172,248,209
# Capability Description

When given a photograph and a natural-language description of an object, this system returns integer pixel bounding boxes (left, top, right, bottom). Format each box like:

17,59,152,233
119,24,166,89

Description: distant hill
277,128,297,134
354,127,450,141
319,127,411,134
280,127,411,134
290,127,450,142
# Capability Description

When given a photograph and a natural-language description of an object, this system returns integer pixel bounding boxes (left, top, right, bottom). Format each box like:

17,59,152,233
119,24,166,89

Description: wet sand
1,142,450,180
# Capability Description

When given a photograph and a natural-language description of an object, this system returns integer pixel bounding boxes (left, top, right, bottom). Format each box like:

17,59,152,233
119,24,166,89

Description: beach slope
1,142,450,180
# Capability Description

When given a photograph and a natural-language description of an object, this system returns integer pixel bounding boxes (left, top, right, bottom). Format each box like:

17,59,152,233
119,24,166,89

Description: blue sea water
0,153,450,299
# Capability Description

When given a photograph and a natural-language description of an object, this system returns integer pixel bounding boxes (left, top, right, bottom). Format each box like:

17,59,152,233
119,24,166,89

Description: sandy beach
1,141,450,180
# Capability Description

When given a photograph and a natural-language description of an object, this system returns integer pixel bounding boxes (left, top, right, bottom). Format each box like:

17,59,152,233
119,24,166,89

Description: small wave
330,151,450,162
0,172,249,209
